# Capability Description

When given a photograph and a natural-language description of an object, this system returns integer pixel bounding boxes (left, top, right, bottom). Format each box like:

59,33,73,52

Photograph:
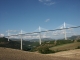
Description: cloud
39,0,51,2
39,0,43,2
39,0,55,6
0,34,4,37
44,2,55,6
45,19,50,22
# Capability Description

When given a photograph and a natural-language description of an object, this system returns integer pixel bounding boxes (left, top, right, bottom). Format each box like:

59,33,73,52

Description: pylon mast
21,30,23,50
8,30,10,41
39,26,41,45
64,22,67,40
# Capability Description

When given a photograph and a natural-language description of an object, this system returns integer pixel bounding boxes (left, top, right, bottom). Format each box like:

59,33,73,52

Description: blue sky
0,0,80,35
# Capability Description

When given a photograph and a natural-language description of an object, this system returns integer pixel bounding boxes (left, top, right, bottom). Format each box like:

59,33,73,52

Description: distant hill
68,35,80,40
29,38,54,42
10,38,54,42
10,35,80,42
0,37,8,42
0,37,40,51
0,37,20,49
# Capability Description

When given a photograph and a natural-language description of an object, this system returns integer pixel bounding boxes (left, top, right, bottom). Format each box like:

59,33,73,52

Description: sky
0,0,80,36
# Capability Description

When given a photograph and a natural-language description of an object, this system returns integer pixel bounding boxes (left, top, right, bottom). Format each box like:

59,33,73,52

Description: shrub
76,46,80,49
38,46,55,54
77,39,80,42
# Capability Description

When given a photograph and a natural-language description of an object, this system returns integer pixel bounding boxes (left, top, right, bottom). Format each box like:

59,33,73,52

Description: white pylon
64,22,67,40
39,26,41,45
8,30,10,41
21,30,23,50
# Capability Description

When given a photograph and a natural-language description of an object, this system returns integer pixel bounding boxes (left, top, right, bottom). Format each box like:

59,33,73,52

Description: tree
37,46,55,54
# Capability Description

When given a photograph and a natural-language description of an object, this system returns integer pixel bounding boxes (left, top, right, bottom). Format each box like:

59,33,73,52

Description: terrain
0,47,80,60
48,49,80,59
50,42,80,51
0,37,80,60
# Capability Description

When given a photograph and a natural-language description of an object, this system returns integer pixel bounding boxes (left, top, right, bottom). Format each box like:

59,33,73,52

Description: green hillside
50,42,80,51
32,39,80,54
0,37,40,51
1,37,80,54
0,37,20,49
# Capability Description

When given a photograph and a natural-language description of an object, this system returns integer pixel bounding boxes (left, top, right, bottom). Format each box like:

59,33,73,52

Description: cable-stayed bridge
5,22,80,41
3,22,80,50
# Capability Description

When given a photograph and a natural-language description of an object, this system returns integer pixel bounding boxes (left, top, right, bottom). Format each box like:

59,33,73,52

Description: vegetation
0,37,40,51
0,37,20,49
77,39,80,42
55,40,74,46
50,42,80,51
37,46,55,54
0,37,80,54
76,46,80,49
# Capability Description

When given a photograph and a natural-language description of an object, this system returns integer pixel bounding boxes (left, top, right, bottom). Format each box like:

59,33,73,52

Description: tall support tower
8,30,10,41
64,22,67,40
20,30,23,50
39,26,41,45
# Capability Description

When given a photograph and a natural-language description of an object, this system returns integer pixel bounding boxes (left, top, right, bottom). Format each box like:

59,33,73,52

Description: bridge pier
21,37,23,50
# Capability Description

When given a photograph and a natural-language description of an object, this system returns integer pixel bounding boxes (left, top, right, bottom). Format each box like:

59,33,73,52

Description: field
0,47,80,60
48,49,80,59
50,42,80,51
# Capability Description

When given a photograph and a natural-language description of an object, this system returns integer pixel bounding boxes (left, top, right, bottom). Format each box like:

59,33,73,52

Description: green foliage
23,46,31,51
7,40,20,49
37,46,55,54
0,37,20,49
77,39,80,42
0,37,8,42
35,40,75,54
29,47,38,52
22,41,40,51
1,37,80,54
55,40,74,46
42,41,55,44
22,41,40,47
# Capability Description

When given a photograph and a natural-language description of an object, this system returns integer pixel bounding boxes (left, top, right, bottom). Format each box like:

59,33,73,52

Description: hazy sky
0,0,80,35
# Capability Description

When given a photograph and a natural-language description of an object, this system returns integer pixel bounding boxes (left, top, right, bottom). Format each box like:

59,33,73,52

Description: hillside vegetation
33,39,80,54
0,37,40,51
0,37,80,54
50,42,80,51
0,37,20,49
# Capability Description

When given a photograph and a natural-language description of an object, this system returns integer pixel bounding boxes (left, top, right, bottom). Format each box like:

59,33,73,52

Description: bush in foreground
37,46,55,54
76,46,80,49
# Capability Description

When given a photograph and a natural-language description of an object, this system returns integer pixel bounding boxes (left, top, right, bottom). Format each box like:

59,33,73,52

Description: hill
0,37,40,51
48,49,80,59
0,47,79,60
68,35,80,40
0,37,20,49
50,42,80,51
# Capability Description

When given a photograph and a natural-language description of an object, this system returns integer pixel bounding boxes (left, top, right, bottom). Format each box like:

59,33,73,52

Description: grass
50,42,80,51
